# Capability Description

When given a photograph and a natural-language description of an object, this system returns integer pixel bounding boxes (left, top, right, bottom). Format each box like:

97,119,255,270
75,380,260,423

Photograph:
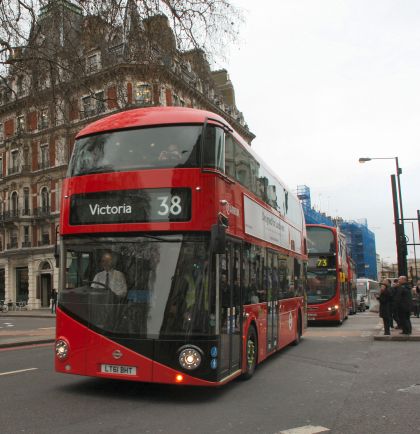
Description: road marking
0,368,38,377
277,425,330,434
38,327,55,330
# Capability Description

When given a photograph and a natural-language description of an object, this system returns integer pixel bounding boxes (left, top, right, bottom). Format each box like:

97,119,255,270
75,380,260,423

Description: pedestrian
51,288,58,314
377,279,393,335
412,285,420,318
394,276,413,335
390,278,400,329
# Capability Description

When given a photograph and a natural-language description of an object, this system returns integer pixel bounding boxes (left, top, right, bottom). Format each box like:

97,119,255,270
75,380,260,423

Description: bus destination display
70,188,191,225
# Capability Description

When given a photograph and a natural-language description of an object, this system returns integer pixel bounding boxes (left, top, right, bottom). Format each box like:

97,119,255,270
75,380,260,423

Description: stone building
0,0,254,308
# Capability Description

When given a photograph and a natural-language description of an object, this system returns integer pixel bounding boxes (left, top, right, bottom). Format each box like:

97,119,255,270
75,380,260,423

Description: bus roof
76,107,231,139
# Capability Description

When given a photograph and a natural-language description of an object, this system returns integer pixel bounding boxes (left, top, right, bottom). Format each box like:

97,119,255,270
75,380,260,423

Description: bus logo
112,350,123,360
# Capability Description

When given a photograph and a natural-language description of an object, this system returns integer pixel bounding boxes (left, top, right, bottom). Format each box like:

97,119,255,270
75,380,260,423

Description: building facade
0,0,254,308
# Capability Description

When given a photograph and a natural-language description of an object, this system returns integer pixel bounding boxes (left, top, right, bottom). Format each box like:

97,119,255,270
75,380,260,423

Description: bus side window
234,141,251,189
278,256,288,299
225,135,235,178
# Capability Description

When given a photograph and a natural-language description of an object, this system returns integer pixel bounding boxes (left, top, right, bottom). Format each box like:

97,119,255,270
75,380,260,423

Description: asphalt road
0,312,419,434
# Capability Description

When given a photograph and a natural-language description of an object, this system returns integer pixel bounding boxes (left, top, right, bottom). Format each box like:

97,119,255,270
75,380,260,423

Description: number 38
157,196,182,216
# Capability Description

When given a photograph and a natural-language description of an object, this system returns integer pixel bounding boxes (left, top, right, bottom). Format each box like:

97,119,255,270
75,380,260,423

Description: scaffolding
297,185,378,279
340,221,378,280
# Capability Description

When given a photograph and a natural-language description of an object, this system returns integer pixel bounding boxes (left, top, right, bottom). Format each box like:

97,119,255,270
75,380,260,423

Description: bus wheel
241,326,257,380
291,314,302,346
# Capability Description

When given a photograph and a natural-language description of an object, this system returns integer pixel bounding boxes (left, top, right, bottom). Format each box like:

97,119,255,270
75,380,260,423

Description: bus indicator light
210,359,217,370
210,346,218,358
175,374,184,383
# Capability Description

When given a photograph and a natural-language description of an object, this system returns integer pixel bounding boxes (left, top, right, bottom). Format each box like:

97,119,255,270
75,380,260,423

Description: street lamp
358,156,407,276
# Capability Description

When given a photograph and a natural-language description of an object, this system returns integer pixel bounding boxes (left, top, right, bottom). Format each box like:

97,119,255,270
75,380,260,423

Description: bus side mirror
211,224,226,254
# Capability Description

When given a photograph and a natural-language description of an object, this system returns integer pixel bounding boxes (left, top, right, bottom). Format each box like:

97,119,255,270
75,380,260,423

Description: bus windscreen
59,234,214,338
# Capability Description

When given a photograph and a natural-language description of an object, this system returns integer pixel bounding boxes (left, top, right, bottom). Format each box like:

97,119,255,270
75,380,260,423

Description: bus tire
241,325,257,380
291,313,302,346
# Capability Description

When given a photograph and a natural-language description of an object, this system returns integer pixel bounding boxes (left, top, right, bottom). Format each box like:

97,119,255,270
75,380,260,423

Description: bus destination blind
70,188,191,225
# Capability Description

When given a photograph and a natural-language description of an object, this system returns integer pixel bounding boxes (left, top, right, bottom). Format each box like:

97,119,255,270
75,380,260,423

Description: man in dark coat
378,280,392,335
395,276,413,335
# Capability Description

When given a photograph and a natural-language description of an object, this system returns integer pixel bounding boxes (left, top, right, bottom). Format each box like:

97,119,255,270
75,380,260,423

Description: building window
0,157,2,178
9,229,18,249
39,144,49,170
82,96,93,118
16,76,25,97
23,226,30,247
86,52,101,74
82,91,105,118
41,187,50,212
23,187,30,215
10,191,18,216
134,83,152,105
38,109,49,130
16,115,25,133
95,91,105,114
10,150,19,174
40,226,50,246
0,124,3,141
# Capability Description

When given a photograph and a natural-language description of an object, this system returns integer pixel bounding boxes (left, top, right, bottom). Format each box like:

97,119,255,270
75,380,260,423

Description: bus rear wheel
241,326,257,380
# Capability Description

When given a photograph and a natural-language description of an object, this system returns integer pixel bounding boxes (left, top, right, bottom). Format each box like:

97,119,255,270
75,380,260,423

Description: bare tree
0,0,242,82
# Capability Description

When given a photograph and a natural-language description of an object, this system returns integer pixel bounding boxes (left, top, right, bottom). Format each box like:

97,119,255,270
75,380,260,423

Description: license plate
100,364,137,376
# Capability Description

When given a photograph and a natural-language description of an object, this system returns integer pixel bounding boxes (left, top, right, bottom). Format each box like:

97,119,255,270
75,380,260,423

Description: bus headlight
55,339,69,360
327,305,339,312
178,346,202,371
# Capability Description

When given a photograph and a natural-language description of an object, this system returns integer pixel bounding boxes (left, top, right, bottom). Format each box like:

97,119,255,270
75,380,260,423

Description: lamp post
358,156,407,276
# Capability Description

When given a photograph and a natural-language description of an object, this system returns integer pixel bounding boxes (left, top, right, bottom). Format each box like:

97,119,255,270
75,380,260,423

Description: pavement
0,308,55,349
1,309,419,349
373,315,420,341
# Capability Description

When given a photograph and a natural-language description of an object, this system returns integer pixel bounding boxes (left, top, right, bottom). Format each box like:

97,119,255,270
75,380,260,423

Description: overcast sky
221,0,420,264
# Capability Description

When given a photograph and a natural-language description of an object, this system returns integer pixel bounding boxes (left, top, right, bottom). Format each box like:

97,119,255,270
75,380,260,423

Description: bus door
266,250,279,353
218,241,242,377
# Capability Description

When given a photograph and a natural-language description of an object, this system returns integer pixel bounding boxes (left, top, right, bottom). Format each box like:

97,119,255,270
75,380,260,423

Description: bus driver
92,252,127,298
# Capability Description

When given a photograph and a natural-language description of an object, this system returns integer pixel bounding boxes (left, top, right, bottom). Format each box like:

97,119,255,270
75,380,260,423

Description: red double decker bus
306,224,349,324
55,107,307,386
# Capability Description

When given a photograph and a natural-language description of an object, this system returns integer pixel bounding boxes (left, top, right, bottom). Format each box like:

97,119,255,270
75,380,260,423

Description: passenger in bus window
92,252,127,299
158,143,182,161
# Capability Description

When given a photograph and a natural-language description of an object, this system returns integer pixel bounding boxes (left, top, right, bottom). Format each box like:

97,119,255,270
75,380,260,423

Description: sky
219,0,420,264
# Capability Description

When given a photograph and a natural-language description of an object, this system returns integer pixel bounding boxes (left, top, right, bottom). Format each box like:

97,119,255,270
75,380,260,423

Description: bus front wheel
241,326,257,380
291,313,302,346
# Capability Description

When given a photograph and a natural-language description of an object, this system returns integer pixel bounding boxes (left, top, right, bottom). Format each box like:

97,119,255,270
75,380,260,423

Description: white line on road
0,368,38,377
277,425,330,434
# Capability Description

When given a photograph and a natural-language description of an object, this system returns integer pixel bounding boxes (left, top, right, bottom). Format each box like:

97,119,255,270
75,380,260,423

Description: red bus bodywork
306,224,349,324
55,107,307,386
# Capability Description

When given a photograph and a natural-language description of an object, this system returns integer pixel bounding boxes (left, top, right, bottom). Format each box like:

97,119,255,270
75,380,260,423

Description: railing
38,237,50,246
8,166,20,175
7,240,18,249
38,160,50,170
33,207,51,218
21,241,32,248
80,105,105,119
3,210,20,221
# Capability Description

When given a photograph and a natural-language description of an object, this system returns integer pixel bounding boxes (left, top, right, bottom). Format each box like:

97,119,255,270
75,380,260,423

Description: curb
374,334,420,341
0,339,55,349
